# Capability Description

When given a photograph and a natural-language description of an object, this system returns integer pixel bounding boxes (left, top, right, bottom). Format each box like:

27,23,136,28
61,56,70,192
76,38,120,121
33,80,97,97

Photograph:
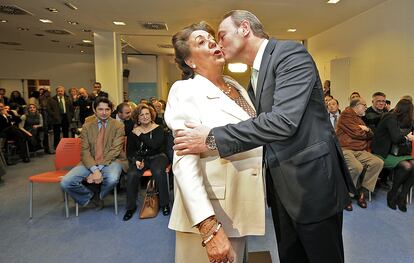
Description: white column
94,31,123,105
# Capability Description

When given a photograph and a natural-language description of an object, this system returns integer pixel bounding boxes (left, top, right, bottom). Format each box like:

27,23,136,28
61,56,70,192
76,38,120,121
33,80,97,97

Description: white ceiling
0,0,388,55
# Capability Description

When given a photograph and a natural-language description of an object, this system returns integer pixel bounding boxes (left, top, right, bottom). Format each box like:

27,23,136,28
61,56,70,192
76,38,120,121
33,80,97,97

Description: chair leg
368,191,372,202
114,186,118,215
410,187,413,205
64,192,69,219
29,182,33,218
75,202,79,217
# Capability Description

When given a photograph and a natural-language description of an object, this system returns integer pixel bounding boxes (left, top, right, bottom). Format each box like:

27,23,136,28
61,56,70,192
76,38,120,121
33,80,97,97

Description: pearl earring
192,65,196,69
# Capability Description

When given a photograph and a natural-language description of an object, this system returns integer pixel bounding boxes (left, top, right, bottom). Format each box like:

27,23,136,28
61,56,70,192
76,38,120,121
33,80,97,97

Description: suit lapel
255,39,277,108
247,82,257,111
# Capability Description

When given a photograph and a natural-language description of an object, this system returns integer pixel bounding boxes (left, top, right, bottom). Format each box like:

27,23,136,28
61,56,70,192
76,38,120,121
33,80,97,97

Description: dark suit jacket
110,111,134,136
74,95,94,124
47,95,74,125
212,39,355,224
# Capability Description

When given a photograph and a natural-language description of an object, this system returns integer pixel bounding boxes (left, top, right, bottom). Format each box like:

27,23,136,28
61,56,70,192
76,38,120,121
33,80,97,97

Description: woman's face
28,104,37,113
70,89,78,96
186,30,225,74
138,108,152,125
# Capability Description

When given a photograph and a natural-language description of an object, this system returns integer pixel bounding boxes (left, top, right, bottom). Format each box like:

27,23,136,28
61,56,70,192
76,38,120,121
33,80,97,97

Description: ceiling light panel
1,19,7,23
139,21,168,31
113,21,126,26
39,19,53,23
46,7,58,13
64,2,78,10
327,0,341,4
67,20,79,25
287,28,297,32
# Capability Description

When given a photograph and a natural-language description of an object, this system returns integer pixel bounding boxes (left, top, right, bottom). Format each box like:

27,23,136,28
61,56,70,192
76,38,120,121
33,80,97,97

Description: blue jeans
60,162,122,206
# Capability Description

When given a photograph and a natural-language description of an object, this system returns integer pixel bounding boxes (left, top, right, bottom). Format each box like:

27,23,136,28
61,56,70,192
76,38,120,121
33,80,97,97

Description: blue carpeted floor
1,154,413,263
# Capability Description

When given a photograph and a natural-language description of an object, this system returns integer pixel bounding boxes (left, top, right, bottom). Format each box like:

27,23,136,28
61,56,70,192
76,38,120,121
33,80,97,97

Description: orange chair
29,138,81,218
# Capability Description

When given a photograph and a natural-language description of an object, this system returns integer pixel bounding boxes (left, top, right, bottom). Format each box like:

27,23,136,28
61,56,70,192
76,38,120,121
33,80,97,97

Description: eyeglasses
357,103,367,107
375,100,386,103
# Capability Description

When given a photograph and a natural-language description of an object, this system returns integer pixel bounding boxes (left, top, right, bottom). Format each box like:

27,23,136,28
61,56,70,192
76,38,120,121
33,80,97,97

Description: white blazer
165,74,265,237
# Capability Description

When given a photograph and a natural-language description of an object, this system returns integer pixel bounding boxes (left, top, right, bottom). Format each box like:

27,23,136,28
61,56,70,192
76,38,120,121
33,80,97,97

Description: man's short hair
93,82,101,86
93,96,113,110
350,98,362,108
223,10,269,39
116,102,130,113
0,88,5,92
372,91,386,98
329,98,339,105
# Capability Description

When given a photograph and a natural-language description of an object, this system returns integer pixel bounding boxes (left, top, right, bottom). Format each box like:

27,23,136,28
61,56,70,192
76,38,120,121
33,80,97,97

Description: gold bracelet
201,222,222,247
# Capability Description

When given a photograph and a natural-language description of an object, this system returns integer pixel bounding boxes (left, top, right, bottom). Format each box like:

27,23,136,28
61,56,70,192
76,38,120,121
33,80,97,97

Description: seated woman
164,22,265,263
372,99,414,212
123,103,170,221
19,104,43,151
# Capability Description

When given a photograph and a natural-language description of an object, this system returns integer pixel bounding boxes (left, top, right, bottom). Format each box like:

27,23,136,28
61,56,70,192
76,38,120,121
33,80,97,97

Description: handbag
390,128,412,156
139,179,159,219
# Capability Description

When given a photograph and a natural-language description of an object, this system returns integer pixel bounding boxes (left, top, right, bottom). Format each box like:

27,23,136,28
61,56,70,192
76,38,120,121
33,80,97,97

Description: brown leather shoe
357,193,367,209
344,202,353,211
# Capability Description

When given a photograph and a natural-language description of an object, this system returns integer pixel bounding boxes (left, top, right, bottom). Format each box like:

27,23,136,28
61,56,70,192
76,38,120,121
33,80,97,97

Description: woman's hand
406,132,414,141
135,160,144,169
205,228,235,263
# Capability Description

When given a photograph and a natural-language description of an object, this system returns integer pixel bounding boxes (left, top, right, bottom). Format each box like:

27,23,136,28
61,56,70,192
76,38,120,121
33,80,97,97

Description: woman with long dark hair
372,99,414,212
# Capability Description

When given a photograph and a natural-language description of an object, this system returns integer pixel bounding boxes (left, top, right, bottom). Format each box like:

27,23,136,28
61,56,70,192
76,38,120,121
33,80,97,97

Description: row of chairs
29,138,171,219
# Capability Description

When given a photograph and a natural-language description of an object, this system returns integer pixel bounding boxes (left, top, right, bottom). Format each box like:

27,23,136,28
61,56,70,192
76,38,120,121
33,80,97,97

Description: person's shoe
91,194,104,211
387,191,397,210
397,195,407,212
357,192,367,208
161,205,170,216
123,209,136,221
344,202,353,211
22,157,30,163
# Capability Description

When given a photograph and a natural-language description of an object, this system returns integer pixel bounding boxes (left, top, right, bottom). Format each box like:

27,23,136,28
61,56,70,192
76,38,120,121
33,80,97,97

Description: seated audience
61,97,125,210
328,98,340,129
371,99,414,212
19,104,43,151
123,103,170,221
0,103,30,163
111,102,134,136
336,98,384,210
363,91,388,132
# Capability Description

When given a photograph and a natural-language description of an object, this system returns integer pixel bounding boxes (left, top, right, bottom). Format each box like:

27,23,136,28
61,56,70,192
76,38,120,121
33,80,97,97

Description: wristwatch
205,130,217,150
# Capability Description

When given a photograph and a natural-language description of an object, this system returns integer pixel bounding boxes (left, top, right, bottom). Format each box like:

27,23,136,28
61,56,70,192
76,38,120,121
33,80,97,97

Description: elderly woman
164,22,265,263
372,99,414,212
123,103,170,221
19,104,43,151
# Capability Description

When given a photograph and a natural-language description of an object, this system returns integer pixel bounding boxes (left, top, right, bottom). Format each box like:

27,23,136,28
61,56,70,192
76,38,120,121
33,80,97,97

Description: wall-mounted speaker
123,69,130,78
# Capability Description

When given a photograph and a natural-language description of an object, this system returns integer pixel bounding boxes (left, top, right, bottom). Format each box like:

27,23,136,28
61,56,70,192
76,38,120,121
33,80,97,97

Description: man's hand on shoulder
173,122,211,155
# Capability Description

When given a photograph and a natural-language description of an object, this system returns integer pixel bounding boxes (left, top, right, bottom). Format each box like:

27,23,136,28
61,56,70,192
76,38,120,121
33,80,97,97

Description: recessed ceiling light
82,39,92,43
113,21,126,26
45,7,58,13
1,19,7,23
327,0,341,4
228,63,248,73
287,28,297,32
67,20,78,25
18,27,29,31
64,2,78,10
82,29,92,32
80,50,84,53
39,19,53,23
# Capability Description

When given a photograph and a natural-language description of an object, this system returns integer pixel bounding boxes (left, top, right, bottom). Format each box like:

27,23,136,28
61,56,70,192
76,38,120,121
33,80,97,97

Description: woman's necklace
221,83,232,95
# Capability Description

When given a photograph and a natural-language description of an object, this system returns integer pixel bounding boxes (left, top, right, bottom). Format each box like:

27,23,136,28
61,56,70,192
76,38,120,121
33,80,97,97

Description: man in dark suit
47,86,74,149
76,87,94,125
111,102,133,136
92,82,109,98
173,10,355,263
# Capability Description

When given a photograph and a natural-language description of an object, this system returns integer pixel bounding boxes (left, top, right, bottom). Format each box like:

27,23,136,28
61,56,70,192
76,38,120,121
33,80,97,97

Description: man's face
0,89,5,96
94,102,111,121
56,87,65,96
93,83,101,92
79,88,88,98
0,103,4,113
324,96,333,106
118,105,132,120
372,95,386,110
218,17,245,63
327,100,339,114
355,99,368,116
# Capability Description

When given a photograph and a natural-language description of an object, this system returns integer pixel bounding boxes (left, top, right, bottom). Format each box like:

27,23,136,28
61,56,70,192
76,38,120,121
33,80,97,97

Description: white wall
0,50,95,96
308,0,414,108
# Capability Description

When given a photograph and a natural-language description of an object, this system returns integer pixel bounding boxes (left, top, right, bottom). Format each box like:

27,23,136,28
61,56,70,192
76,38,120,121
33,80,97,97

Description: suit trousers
267,171,345,263
175,231,246,263
126,153,170,210
53,113,69,149
342,149,383,192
